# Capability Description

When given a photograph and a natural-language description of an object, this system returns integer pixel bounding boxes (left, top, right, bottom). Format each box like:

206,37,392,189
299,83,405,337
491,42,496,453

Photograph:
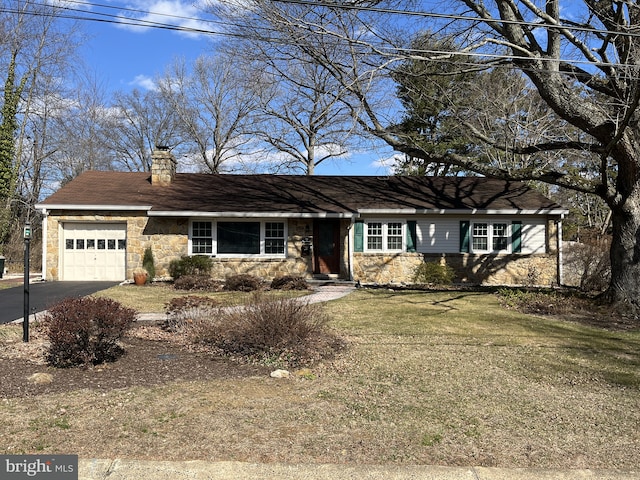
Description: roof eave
35,204,152,211
147,210,357,218
357,208,569,215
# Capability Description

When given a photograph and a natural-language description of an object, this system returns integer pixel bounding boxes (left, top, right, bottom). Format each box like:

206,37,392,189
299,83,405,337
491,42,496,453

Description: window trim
363,219,405,253
470,221,512,254
189,219,287,258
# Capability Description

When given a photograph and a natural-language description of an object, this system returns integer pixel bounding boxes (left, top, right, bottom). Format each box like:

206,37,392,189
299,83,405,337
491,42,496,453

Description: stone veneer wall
43,212,189,280
208,219,314,280
352,252,559,286
46,213,559,285
45,214,321,281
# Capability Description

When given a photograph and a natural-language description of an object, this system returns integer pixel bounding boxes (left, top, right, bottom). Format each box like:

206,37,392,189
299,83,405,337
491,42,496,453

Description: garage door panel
62,223,126,281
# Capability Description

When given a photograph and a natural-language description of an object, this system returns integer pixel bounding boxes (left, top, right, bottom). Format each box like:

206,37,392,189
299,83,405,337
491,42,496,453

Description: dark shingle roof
38,172,566,214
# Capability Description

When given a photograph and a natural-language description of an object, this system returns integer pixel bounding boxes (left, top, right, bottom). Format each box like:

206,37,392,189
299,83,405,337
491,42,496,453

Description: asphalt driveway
0,281,119,324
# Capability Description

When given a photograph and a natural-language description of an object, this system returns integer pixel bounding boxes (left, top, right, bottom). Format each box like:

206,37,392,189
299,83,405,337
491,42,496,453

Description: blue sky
73,0,398,176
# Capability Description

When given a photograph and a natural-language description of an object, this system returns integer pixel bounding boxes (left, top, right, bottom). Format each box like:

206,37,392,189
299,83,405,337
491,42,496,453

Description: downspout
557,214,564,286
347,216,355,281
40,208,48,281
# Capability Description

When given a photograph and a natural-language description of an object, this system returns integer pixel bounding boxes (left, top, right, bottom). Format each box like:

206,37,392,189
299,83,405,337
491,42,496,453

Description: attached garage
61,223,126,281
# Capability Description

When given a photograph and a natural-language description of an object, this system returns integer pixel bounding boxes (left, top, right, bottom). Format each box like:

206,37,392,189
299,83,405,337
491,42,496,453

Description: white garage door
62,223,126,281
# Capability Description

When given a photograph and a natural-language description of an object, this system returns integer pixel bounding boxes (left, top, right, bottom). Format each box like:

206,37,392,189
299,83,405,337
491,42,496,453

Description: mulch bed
0,325,269,398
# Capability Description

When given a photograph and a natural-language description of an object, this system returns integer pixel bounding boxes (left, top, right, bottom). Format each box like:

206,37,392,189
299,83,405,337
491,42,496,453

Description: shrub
142,247,156,282
173,275,223,291
184,293,345,368
270,275,309,291
169,255,213,280
45,297,136,368
413,261,455,285
162,296,222,334
563,236,611,292
224,274,264,292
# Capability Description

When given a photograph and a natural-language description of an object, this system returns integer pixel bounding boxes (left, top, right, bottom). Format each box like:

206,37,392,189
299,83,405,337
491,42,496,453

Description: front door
313,219,341,275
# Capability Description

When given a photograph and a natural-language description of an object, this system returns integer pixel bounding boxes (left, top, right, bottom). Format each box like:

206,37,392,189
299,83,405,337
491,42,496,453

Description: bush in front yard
169,255,213,280
181,293,345,367
173,274,223,291
413,261,455,285
270,275,309,291
45,297,137,368
224,274,264,292
162,296,222,333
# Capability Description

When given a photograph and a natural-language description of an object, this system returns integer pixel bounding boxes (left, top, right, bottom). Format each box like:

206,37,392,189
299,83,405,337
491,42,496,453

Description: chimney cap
155,145,170,151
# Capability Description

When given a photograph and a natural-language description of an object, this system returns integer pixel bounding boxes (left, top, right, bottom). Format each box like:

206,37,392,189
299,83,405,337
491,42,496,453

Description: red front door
313,220,340,275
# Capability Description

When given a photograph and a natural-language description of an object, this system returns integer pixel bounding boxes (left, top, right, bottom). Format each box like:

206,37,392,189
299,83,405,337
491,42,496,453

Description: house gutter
347,217,356,281
34,204,152,211
147,211,356,218
357,208,570,216
557,214,564,286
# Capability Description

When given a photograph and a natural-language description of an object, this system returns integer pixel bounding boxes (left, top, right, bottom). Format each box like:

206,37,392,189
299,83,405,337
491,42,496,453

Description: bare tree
231,0,640,313
0,0,81,249
158,55,261,173
106,88,183,172
214,2,365,175
47,70,116,187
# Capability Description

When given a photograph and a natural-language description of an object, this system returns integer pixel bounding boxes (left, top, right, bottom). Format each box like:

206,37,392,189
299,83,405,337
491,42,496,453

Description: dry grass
91,283,308,313
1,289,639,468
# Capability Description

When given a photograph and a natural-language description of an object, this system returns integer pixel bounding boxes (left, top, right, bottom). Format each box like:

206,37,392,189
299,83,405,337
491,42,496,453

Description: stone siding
352,252,558,286
45,214,560,286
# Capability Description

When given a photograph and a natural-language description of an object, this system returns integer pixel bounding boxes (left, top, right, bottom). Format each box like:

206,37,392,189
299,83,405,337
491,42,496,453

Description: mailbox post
23,221,31,343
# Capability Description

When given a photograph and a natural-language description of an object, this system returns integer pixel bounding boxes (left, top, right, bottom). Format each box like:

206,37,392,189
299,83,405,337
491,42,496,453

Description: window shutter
512,221,522,253
460,221,470,253
354,221,364,252
406,221,417,252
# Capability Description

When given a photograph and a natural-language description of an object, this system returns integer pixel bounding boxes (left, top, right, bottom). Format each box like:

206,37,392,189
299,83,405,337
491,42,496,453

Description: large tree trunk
606,192,640,314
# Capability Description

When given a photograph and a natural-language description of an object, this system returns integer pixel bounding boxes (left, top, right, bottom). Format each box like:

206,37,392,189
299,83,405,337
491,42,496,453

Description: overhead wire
2,0,640,75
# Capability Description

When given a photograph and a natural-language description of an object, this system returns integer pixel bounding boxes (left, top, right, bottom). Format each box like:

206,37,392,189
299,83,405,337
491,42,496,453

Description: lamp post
23,221,31,343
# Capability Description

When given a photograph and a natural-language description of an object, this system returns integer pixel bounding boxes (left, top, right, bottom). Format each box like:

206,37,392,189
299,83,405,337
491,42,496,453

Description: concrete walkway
135,283,357,323
80,459,639,480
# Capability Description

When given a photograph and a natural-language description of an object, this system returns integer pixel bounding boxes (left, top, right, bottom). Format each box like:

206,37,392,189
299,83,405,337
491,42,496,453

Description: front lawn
0,288,638,469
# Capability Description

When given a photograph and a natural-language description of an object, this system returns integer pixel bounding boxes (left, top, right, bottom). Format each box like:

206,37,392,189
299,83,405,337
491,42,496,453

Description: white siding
520,218,547,254
416,218,460,253
414,216,547,254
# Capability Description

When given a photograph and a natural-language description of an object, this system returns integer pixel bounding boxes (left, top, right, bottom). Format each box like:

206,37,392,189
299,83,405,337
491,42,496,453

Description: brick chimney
151,146,176,186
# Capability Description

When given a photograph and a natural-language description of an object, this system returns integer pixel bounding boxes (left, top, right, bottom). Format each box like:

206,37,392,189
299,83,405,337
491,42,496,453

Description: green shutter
354,221,364,252
406,220,417,252
512,221,522,253
460,220,470,253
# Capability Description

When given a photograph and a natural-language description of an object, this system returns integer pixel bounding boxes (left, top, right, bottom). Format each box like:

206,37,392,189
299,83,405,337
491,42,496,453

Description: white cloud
369,154,400,175
129,74,157,91
115,1,213,38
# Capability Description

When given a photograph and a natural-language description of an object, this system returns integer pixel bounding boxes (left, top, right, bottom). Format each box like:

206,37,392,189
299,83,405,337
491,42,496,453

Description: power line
3,0,640,75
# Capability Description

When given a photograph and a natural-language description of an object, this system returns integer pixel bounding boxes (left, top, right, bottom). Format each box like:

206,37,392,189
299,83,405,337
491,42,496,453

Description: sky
71,0,398,176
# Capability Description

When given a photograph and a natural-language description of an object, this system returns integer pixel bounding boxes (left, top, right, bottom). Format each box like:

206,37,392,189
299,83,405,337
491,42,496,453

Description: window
190,220,286,256
364,221,404,252
192,221,213,254
492,223,508,251
367,222,383,250
218,222,260,254
472,223,488,251
387,222,403,250
471,222,511,253
265,222,285,254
